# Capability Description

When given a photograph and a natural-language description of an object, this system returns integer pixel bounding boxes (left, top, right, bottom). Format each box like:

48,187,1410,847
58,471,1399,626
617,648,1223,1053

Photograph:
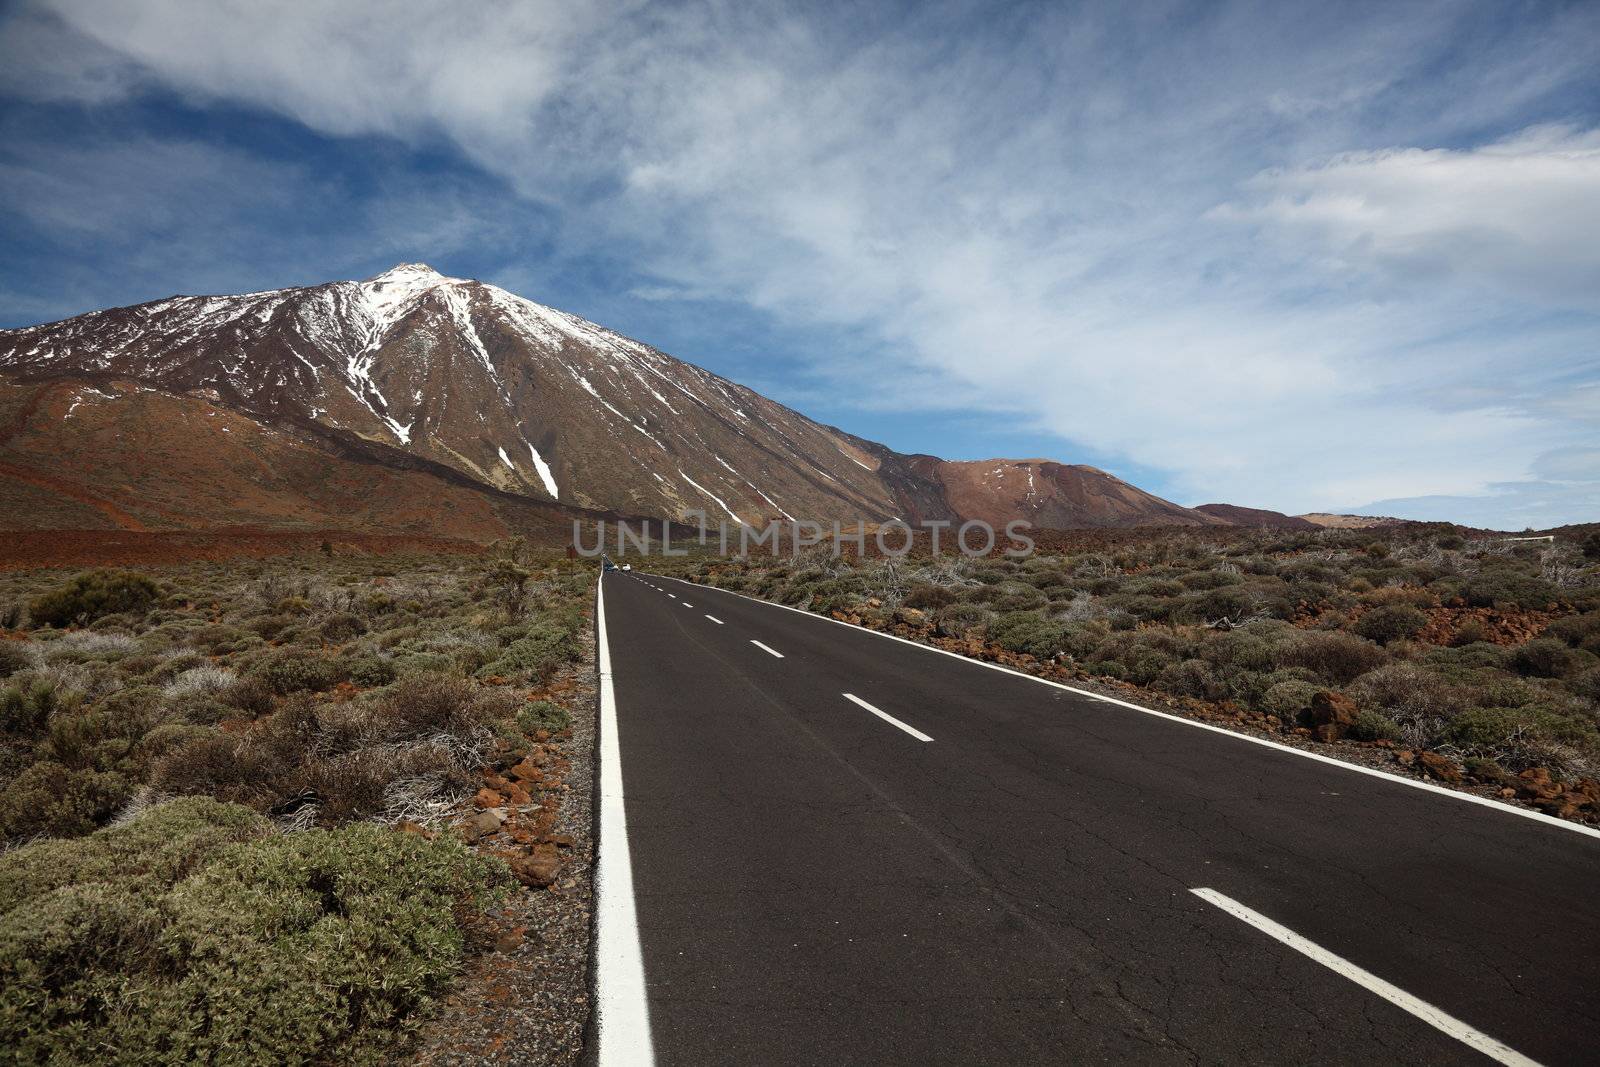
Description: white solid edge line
595,574,656,1065
642,574,1600,843
750,639,785,658
705,615,724,624
843,692,933,742
1190,888,1541,1067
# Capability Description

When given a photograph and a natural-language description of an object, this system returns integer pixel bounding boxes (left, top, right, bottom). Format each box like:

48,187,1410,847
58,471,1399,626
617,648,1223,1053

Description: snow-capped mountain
0,264,1225,531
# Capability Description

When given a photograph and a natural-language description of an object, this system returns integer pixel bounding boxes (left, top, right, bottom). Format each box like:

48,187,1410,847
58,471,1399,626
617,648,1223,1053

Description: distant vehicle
622,563,632,571
602,559,616,572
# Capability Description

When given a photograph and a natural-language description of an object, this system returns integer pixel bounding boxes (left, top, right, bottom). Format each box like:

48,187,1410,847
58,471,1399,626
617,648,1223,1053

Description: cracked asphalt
603,571,1599,1065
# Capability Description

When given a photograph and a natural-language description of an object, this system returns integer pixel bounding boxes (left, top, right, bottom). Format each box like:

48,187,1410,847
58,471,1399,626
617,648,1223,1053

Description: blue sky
1,0,1597,528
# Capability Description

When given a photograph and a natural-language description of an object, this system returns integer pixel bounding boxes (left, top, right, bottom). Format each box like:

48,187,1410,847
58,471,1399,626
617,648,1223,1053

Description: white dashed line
1191,889,1538,1067
637,573,1600,843
705,615,724,624
842,693,933,743
750,640,784,659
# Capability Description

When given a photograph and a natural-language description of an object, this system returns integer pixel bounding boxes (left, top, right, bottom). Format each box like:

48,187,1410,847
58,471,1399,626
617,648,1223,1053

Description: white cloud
1213,125,1600,308
6,0,1600,523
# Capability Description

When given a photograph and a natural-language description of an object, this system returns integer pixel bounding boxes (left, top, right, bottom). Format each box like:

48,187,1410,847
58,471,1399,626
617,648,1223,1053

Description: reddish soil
1417,605,1565,646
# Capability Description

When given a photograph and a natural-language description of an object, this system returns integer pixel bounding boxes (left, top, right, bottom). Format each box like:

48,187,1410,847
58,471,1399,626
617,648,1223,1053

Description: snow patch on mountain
525,439,559,500
678,470,743,523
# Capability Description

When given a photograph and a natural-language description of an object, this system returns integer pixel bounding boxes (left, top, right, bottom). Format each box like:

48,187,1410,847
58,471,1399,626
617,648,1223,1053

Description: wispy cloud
3,0,1597,526
1213,125,1600,309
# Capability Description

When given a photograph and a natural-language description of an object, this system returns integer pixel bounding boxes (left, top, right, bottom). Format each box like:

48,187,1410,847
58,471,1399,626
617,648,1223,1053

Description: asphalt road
596,569,1600,1066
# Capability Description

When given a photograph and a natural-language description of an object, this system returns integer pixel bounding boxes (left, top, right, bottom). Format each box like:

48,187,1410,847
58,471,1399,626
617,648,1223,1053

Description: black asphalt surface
602,569,1600,1065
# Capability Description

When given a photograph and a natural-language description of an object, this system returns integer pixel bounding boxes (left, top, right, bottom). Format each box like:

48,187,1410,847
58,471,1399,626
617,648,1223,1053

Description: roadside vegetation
0,545,593,1064
659,525,1600,821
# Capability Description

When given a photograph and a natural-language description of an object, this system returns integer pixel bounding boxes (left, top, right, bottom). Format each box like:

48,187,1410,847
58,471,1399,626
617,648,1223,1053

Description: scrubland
662,526,1600,819
0,547,593,1064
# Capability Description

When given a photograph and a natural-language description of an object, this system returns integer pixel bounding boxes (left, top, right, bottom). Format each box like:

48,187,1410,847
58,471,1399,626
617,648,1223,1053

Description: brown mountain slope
0,378,605,539
940,460,1228,529
0,265,1238,532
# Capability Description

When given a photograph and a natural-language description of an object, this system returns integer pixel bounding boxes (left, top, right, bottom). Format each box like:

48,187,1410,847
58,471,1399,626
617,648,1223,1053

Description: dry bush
1277,630,1388,685
152,677,509,826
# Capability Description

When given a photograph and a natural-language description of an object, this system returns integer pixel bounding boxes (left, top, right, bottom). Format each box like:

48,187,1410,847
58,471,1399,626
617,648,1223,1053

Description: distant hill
1297,513,1410,529
1194,504,1318,530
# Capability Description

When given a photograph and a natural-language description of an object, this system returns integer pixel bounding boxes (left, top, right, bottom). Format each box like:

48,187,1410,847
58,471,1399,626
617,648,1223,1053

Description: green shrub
1463,756,1511,782
189,624,256,655
1353,604,1428,645
988,612,1068,658
0,677,74,734
245,613,295,640
347,654,398,687
1177,587,1256,624
0,798,510,1065
0,761,133,839
518,699,572,735
1350,709,1403,742
1154,659,1223,699
1540,614,1600,648
257,650,341,694
0,641,32,679
1260,679,1321,719
319,612,368,643
479,615,581,682
987,583,1046,612
1463,570,1559,610
223,675,275,718
27,570,159,628
1444,706,1600,770
1278,630,1388,685
1573,666,1600,704
933,602,990,638
903,585,957,610
1510,638,1588,679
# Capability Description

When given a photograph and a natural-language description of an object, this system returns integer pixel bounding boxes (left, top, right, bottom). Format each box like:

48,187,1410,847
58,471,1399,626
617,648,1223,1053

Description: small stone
508,758,544,783
1417,750,1463,783
1306,691,1359,740
474,788,505,809
465,809,504,841
510,851,562,888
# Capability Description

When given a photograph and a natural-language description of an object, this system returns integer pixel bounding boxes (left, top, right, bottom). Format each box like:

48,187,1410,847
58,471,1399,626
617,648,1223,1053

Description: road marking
750,640,784,658
667,592,676,598
843,692,933,742
594,575,656,1065
638,574,1600,843
681,602,694,608
1190,888,1539,1067
705,615,723,625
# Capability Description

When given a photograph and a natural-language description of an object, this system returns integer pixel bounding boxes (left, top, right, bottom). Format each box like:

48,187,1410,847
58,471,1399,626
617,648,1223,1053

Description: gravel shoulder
408,625,598,1065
